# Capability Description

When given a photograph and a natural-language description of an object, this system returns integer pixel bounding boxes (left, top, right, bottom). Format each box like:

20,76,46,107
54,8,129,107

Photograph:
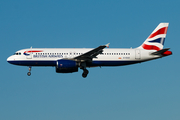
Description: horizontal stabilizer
151,48,170,55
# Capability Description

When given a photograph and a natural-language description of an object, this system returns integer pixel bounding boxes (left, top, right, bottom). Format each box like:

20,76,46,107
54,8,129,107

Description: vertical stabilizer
138,23,169,51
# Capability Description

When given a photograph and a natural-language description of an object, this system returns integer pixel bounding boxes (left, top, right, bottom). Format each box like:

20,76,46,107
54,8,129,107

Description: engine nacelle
56,59,78,73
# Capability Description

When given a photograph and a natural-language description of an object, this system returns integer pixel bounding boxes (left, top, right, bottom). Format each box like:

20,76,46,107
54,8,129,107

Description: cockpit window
13,52,21,55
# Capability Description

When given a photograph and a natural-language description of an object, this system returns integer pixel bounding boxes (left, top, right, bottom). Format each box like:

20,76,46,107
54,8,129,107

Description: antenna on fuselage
30,46,32,52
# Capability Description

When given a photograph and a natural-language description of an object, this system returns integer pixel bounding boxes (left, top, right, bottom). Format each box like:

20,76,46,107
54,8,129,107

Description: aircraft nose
7,56,10,62
7,56,14,64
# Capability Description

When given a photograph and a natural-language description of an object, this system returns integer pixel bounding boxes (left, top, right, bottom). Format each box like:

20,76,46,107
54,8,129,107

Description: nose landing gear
27,66,31,76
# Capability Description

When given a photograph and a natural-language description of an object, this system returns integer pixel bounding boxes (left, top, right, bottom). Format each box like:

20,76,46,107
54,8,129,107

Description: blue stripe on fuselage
88,60,139,66
8,60,140,67
7,60,56,66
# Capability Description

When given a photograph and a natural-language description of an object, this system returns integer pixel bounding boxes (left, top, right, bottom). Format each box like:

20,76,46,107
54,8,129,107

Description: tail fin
138,23,169,51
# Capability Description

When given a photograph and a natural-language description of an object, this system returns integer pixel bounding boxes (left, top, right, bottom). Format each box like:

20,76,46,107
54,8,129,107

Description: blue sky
1,0,180,120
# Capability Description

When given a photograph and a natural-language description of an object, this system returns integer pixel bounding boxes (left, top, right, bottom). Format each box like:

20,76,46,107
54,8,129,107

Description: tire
82,73,87,78
27,72,31,76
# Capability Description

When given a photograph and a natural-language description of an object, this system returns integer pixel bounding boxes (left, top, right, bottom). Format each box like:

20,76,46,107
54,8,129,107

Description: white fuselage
7,48,159,67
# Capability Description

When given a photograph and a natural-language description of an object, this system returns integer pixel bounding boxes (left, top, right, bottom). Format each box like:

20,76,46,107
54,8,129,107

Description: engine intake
56,59,78,73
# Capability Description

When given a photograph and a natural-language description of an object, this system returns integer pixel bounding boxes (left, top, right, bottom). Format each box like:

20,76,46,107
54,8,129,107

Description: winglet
105,43,110,48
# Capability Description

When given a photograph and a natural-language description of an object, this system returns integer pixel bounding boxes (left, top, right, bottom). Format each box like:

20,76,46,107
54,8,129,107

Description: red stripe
142,44,161,51
25,50,43,53
148,27,168,39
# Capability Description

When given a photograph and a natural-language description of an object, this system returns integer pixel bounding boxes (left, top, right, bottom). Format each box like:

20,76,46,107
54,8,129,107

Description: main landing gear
82,69,89,78
80,62,89,78
27,66,31,76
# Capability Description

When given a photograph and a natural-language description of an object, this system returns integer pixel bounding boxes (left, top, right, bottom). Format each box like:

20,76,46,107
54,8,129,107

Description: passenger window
19,53,21,55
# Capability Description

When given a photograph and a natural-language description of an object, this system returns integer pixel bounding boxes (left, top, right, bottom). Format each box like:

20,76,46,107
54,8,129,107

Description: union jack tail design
138,23,169,51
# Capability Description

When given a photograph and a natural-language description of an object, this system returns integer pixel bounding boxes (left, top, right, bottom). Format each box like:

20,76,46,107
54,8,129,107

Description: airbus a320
7,23,172,78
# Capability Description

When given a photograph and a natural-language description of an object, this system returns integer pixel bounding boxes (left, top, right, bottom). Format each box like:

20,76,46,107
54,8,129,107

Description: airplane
7,23,172,78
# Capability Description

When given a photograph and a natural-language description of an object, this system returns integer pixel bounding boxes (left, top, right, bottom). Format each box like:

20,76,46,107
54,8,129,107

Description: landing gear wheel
27,72,31,76
84,69,89,74
82,73,87,78
82,69,89,78
27,66,32,76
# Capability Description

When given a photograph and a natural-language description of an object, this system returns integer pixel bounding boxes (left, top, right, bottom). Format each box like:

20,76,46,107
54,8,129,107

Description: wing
73,43,110,62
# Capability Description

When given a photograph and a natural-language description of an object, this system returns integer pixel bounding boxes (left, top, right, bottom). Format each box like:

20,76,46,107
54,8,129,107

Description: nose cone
7,56,14,64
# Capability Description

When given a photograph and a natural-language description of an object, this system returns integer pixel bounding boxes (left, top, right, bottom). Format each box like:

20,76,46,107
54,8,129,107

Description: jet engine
56,59,78,73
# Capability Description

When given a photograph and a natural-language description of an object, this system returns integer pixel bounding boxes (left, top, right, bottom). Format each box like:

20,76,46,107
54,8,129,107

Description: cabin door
135,50,141,59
